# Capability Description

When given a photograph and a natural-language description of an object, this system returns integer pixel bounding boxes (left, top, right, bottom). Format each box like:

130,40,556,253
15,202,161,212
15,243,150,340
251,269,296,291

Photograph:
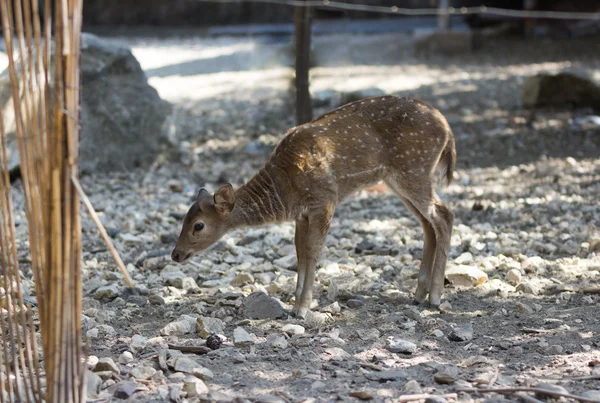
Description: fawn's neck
228,168,289,228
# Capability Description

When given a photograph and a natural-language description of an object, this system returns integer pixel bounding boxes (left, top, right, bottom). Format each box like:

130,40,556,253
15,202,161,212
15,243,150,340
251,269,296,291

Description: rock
515,302,534,314
148,294,166,305
172,277,199,291
206,334,223,350
242,292,285,320
130,366,156,380
183,376,209,397
1,34,175,174
255,395,288,403
364,370,407,382
425,397,448,403
119,351,134,364
434,365,460,384
438,301,452,313
506,269,522,285
535,383,570,399
433,329,445,338
113,381,138,399
445,265,488,287
346,299,364,309
349,391,374,401
160,265,186,285
197,317,225,339
522,70,600,112
86,328,99,338
129,334,148,353
93,357,120,374
357,329,380,341
404,379,422,393
192,366,214,381
516,282,538,295
160,315,196,336
321,302,341,314
127,295,148,307
311,381,326,390
232,352,246,363
86,370,103,397
230,273,254,287
305,311,332,329
548,345,563,355
386,337,417,354
448,324,474,342
233,327,255,346
273,254,296,269
281,324,305,336
87,355,99,369
169,384,185,402
199,390,234,403
172,356,197,374
266,334,289,349
581,390,600,400
94,284,120,300
119,233,142,243
414,28,473,56
455,252,474,264
355,239,376,253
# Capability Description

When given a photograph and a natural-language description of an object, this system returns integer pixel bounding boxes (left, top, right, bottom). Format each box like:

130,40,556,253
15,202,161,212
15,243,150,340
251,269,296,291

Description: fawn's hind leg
400,196,437,304
386,181,437,303
293,216,309,311
425,196,453,306
386,179,453,307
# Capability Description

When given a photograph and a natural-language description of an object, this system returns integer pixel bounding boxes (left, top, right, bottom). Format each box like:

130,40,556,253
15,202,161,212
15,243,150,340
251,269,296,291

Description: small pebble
548,345,563,355
281,324,305,336
448,324,474,342
119,351,134,364
346,299,364,309
386,337,417,354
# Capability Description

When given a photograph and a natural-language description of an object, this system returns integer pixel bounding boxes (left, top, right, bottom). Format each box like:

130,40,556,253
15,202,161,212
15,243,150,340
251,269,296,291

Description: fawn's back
266,96,455,212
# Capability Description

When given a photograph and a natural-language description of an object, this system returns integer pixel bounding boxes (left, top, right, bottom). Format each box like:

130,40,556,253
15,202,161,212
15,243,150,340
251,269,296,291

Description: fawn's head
171,184,235,263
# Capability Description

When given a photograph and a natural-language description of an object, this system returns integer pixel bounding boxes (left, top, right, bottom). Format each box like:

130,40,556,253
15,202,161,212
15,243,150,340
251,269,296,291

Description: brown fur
172,96,456,318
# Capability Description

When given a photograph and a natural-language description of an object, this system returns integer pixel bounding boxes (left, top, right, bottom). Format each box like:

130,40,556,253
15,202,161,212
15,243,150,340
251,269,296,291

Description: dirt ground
10,29,600,402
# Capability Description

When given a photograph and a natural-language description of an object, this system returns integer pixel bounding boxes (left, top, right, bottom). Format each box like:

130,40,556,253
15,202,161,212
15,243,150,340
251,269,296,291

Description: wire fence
191,0,600,21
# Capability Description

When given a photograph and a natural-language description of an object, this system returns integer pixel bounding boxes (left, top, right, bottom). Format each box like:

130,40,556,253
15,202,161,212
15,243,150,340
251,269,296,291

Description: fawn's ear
214,184,235,217
197,188,210,202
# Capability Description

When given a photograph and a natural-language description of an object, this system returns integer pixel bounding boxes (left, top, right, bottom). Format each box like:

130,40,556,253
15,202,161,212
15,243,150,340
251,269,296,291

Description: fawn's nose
171,249,181,263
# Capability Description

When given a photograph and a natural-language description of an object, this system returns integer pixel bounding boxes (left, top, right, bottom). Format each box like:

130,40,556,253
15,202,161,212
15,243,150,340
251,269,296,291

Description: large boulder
1,33,176,174
522,69,600,112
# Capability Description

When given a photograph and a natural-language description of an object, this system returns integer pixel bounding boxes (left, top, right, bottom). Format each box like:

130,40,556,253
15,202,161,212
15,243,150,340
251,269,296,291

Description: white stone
281,324,305,336
233,327,255,346
445,265,488,287
505,269,522,285
129,334,148,353
119,351,134,364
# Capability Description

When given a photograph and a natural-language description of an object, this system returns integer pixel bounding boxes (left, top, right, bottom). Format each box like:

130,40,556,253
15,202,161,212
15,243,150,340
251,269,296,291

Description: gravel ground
8,31,600,402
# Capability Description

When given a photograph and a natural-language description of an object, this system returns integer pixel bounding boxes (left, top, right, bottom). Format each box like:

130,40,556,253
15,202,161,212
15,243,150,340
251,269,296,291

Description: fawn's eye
193,222,205,232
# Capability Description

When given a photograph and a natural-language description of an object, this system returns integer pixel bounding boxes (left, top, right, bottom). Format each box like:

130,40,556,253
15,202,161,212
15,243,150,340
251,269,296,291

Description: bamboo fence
0,0,87,402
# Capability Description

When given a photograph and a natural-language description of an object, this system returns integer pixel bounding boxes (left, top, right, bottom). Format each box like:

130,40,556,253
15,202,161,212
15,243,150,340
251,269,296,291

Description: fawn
172,96,456,318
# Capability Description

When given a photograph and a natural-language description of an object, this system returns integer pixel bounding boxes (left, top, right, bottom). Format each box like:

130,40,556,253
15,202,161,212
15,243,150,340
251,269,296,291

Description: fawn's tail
436,131,456,187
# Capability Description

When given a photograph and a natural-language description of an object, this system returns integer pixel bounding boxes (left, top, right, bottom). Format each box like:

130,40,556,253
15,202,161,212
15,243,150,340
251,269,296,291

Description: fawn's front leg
293,203,334,319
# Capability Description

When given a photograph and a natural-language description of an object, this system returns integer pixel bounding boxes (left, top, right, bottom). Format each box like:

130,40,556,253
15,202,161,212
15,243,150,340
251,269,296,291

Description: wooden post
437,0,450,31
294,1,313,125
